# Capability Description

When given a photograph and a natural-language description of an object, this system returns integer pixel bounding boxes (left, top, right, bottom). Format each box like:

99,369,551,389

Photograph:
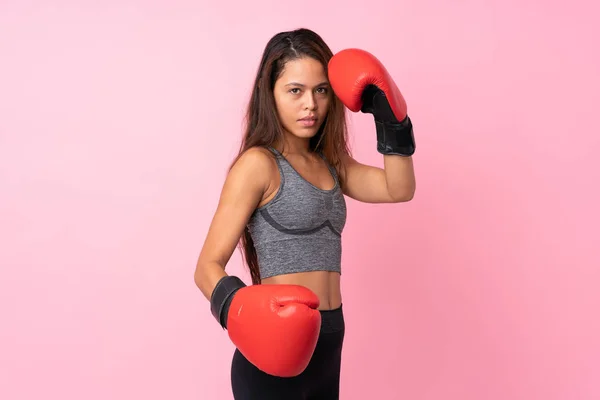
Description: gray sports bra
247,147,347,279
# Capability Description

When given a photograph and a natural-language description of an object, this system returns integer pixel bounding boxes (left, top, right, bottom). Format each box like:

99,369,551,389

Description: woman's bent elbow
390,187,415,203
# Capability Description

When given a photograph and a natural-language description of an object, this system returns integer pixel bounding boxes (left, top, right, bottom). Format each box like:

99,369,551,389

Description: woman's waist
262,271,342,311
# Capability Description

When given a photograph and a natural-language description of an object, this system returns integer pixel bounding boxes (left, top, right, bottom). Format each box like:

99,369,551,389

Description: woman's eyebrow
285,81,330,87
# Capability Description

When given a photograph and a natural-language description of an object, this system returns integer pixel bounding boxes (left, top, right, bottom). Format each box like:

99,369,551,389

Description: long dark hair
230,28,351,285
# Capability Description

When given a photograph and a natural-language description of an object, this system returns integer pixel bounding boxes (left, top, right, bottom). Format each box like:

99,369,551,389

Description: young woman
194,28,416,400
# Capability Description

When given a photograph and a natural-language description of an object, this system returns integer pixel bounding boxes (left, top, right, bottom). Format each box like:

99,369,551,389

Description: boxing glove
210,275,321,377
328,48,415,156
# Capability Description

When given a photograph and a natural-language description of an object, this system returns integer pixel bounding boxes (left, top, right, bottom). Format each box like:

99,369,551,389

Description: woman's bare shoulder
233,146,276,172
228,146,277,187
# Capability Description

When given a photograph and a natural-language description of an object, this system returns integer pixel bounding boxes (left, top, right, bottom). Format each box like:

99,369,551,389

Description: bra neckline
269,147,338,193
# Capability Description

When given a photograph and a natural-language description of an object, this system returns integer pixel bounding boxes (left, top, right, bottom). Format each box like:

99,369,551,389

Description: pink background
1,1,599,399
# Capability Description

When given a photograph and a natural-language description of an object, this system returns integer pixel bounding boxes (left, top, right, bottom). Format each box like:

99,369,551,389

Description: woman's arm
340,153,415,204
194,147,273,300
329,48,417,204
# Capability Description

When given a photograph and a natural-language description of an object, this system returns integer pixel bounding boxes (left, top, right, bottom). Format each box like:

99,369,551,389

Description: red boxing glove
210,276,321,377
328,48,415,156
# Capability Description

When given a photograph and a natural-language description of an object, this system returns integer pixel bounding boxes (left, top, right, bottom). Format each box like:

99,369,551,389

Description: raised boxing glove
210,275,321,377
328,48,415,156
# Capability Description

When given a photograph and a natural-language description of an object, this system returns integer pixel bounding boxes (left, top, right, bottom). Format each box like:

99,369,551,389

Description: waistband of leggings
319,304,345,334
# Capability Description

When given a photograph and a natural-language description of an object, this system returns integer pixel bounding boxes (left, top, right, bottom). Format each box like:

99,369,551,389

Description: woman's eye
316,87,328,94
290,88,301,94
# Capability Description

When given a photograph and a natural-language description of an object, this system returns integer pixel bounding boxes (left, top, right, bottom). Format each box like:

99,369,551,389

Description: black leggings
231,305,345,400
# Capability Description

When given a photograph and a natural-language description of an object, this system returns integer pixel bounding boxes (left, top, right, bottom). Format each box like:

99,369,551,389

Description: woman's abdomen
262,271,342,310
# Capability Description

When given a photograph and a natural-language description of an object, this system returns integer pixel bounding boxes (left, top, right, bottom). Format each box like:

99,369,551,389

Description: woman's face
273,57,331,141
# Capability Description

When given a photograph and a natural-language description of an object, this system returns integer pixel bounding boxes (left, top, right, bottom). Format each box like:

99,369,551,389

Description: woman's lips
298,116,317,127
